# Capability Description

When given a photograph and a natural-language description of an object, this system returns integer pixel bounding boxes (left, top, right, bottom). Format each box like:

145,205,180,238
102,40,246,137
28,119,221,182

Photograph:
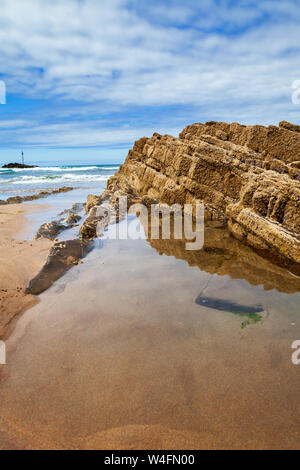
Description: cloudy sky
0,0,299,163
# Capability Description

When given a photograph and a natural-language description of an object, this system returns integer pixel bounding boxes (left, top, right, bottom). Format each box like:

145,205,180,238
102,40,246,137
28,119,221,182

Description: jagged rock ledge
99,120,300,273
35,202,84,240
25,239,92,295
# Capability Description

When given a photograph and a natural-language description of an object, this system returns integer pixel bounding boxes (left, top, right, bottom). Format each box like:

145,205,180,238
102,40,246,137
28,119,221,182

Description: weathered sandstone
85,194,103,213
36,221,67,240
104,121,300,272
65,211,82,225
80,206,105,239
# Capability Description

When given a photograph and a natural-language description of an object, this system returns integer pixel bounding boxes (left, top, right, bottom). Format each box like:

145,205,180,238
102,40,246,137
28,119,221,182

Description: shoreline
0,203,52,339
0,186,75,206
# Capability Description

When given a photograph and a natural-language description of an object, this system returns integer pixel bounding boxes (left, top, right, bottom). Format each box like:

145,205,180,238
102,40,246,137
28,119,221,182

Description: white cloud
0,114,181,147
0,0,299,148
0,119,33,129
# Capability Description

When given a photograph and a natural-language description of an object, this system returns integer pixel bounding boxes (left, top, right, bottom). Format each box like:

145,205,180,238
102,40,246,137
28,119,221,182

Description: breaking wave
9,174,111,184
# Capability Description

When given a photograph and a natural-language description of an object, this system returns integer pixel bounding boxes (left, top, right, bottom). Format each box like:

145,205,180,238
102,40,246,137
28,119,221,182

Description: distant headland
2,162,38,169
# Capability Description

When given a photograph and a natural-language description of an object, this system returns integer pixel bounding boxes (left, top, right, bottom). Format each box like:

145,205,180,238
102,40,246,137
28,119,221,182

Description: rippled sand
0,220,299,449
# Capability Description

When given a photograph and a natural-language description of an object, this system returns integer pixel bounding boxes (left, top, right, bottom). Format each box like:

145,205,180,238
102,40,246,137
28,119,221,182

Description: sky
0,0,300,164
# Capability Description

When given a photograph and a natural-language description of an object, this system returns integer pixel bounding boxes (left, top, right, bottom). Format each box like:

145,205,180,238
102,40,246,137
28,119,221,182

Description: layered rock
105,121,300,272
65,211,81,225
36,221,67,240
80,194,111,239
35,201,83,239
25,239,92,295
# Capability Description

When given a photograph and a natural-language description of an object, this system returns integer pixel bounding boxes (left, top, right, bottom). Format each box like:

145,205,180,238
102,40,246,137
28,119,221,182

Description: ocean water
0,164,119,199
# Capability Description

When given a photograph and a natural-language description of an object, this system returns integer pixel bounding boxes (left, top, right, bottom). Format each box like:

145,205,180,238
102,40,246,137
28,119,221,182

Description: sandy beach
0,203,51,339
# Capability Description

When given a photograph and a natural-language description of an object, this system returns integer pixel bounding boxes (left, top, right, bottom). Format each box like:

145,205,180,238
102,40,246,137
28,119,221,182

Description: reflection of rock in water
195,295,264,326
141,219,300,294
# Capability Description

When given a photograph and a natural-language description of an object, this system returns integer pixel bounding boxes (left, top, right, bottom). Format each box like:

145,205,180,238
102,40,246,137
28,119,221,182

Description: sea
0,163,119,199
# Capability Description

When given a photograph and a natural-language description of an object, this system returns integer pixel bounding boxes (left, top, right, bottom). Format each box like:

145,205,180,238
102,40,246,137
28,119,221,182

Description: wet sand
0,220,299,449
0,203,51,339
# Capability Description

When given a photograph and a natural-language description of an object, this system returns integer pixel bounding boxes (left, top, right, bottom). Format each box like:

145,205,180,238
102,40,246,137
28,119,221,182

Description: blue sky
0,0,299,164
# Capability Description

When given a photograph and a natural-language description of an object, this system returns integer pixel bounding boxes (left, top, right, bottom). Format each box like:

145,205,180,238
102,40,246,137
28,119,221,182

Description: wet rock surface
85,195,102,212
0,187,75,205
71,202,85,212
65,211,82,225
26,201,89,294
36,221,68,240
35,200,84,239
80,206,107,239
80,195,121,239
79,194,139,240
2,163,38,169
6,196,24,204
25,239,92,295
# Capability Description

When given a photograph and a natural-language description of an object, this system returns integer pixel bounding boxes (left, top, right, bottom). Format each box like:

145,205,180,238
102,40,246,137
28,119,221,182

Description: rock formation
65,211,81,225
0,187,75,205
25,239,92,295
104,120,300,273
35,201,84,239
2,163,38,169
36,221,67,240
